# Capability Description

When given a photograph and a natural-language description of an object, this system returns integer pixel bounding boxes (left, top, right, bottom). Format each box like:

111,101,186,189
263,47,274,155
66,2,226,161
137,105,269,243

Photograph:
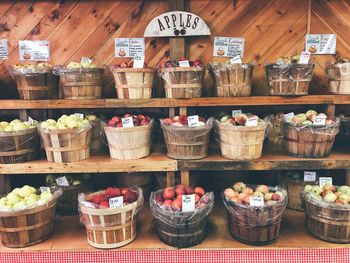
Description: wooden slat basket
265,64,314,96
104,121,153,160
160,67,204,98
0,187,62,248
40,125,93,163
0,127,39,164
208,63,253,97
111,68,154,99
326,62,350,94
302,191,350,243
215,120,267,160
160,118,213,160
55,67,104,99
150,189,214,248
282,122,339,158
222,186,288,245
79,188,144,249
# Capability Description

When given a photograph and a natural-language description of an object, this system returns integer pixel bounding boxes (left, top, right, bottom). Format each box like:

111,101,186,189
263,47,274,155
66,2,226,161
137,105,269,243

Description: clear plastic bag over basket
222,185,287,244
159,67,204,98
282,120,340,158
160,118,213,160
150,188,214,248
264,114,284,148
265,63,315,96
301,191,350,243
208,62,253,97
326,61,350,94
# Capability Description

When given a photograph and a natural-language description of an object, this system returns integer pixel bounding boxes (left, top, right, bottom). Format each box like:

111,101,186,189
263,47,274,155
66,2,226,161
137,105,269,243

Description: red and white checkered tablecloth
1,249,349,263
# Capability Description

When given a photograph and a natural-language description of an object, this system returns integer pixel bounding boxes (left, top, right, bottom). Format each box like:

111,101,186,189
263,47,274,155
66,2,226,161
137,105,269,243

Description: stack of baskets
326,60,350,94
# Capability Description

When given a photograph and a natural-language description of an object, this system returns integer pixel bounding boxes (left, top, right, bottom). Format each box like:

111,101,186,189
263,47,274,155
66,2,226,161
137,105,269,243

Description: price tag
304,171,316,182
250,196,264,207
74,113,84,119
56,176,70,186
182,194,195,212
284,112,294,121
319,177,332,188
188,115,200,127
246,116,258,127
122,117,134,128
299,51,311,64
80,56,92,64
19,40,50,61
0,39,8,60
40,187,51,193
109,196,124,208
232,110,242,117
28,116,34,125
133,55,145,68
179,60,190,67
229,56,242,64
314,115,326,125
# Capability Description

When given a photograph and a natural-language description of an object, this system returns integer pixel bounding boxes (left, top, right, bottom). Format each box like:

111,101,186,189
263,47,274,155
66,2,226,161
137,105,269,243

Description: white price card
133,55,145,68
213,37,245,58
319,177,333,188
182,194,195,212
74,113,84,119
245,116,258,127
19,40,50,61
305,34,336,55
250,196,264,207
230,56,242,64
109,196,123,208
188,115,200,127
304,171,316,182
179,60,190,67
115,38,145,58
122,117,134,128
56,176,70,186
284,112,294,121
81,56,92,64
40,187,51,193
232,110,242,117
299,51,311,64
314,115,326,125
28,116,34,125
0,39,8,60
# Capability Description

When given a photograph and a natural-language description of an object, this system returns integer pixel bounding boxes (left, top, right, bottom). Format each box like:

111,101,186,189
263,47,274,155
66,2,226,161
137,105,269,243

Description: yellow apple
6,192,21,205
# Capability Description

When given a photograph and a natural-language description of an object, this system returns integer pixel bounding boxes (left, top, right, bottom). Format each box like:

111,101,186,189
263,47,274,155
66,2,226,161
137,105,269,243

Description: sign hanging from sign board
144,11,210,37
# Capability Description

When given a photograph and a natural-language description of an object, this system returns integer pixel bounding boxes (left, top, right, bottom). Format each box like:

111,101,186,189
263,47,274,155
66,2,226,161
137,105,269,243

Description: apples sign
144,11,210,37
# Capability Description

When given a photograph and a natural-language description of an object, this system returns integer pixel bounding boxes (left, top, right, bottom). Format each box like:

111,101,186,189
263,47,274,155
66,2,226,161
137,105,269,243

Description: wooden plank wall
0,0,349,99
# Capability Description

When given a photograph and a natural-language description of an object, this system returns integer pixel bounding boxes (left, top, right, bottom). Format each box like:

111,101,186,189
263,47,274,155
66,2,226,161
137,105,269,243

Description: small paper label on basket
40,187,51,193
250,196,264,207
284,112,294,121
80,57,92,64
232,110,242,117
109,196,123,208
188,115,200,127
74,113,84,119
299,51,310,64
179,60,190,67
319,177,332,188
182,194,195,212
229,56,242,64
122,117,134,128
0,39,8,60
246,116,258,127
304,171,316,182
19,40,50,61
56,176,70,186
28,116,34,125
314,115,326,125
133,55,145,68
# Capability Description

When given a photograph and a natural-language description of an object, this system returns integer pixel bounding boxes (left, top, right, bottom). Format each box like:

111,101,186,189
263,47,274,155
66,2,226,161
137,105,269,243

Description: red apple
234,114,248,126
163,118,173,125
99,201,109,208
124,113,132,118
163,187,175,199
171,198,182,210
173,116,180,122
175,186,185,196
155,192,163,203
272,193,281,201
194,187,205,196
121,188,129,195
224,188,236,199
195,193,200,204
163,199,172,207
124,190,137,203
111,116,121,123
184,186,193,195
108,120,116,126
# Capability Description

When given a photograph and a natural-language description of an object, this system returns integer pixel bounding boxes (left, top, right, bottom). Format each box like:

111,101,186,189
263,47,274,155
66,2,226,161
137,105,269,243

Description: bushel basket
111,68,154,99
79,188,143,249
265,63,314,96
0,127,39,164
326,62,350,94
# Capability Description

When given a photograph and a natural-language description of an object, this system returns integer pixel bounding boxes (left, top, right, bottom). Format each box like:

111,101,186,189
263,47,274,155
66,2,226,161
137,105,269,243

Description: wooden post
166,171,175,186
169,0,186,60
179,106,187,116
346,170,350,186
180,170,190,187
0,176,11,194
19,109,28,121
325,104,335,118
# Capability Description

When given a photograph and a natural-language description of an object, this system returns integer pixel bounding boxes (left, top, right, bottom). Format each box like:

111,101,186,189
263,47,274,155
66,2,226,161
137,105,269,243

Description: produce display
0,185,54,212
0,119,37,132
112,60,148,69
46,174,88,186
10,63,53,72
303,184,350,205
162,115,206,127
265,112,285,147
219,113,263,126
66,61,98,69
106,113,151,127
41,114,90,130
86,187,139,208
285,110,336,126
326,57,350,94
158,58,204,69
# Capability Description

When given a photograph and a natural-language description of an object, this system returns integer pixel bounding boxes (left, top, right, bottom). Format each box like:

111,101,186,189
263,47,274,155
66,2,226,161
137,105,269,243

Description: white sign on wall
305,34,336,54
213,37,245,58
19,40,50,61
115,38,145,58
0,39,8,60
144,11,210,37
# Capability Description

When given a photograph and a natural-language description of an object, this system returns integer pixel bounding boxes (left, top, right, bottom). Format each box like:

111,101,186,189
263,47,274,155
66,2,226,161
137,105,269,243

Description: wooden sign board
144,11,210,37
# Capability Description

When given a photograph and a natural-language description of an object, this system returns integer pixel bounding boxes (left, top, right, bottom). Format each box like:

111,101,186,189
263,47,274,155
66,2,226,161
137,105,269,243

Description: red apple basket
222,185,287,245
104,120,153,160
160,67,205,98
150,188,214,248
0,186,62,248
301,190,350,243
78,187,143,249
282,121,339,158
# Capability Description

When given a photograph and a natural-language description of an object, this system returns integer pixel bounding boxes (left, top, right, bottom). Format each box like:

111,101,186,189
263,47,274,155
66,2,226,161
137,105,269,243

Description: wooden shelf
1,95,349,109
0,202,347,252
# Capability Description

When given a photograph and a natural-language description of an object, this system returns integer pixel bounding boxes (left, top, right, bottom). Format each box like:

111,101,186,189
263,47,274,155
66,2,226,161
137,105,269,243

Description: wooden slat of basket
0,148,35,156
50,133,62,163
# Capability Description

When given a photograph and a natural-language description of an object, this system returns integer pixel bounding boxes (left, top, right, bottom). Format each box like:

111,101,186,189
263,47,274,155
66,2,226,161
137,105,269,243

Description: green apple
13,201,28,211
72,180,82,185
86,114,97,122
311,186,322,196
46,174,56,184
40,191,53,203
6,192,21,205
323,192,337,203
0,121,9,128
4,125,14,132
339,194,350,202
67,120,78,129
18,185,36,198
12,122,28,131
10,119,21,125
304,185,313,193
0,197,7,206
337,185,350,194
57,123,68,129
